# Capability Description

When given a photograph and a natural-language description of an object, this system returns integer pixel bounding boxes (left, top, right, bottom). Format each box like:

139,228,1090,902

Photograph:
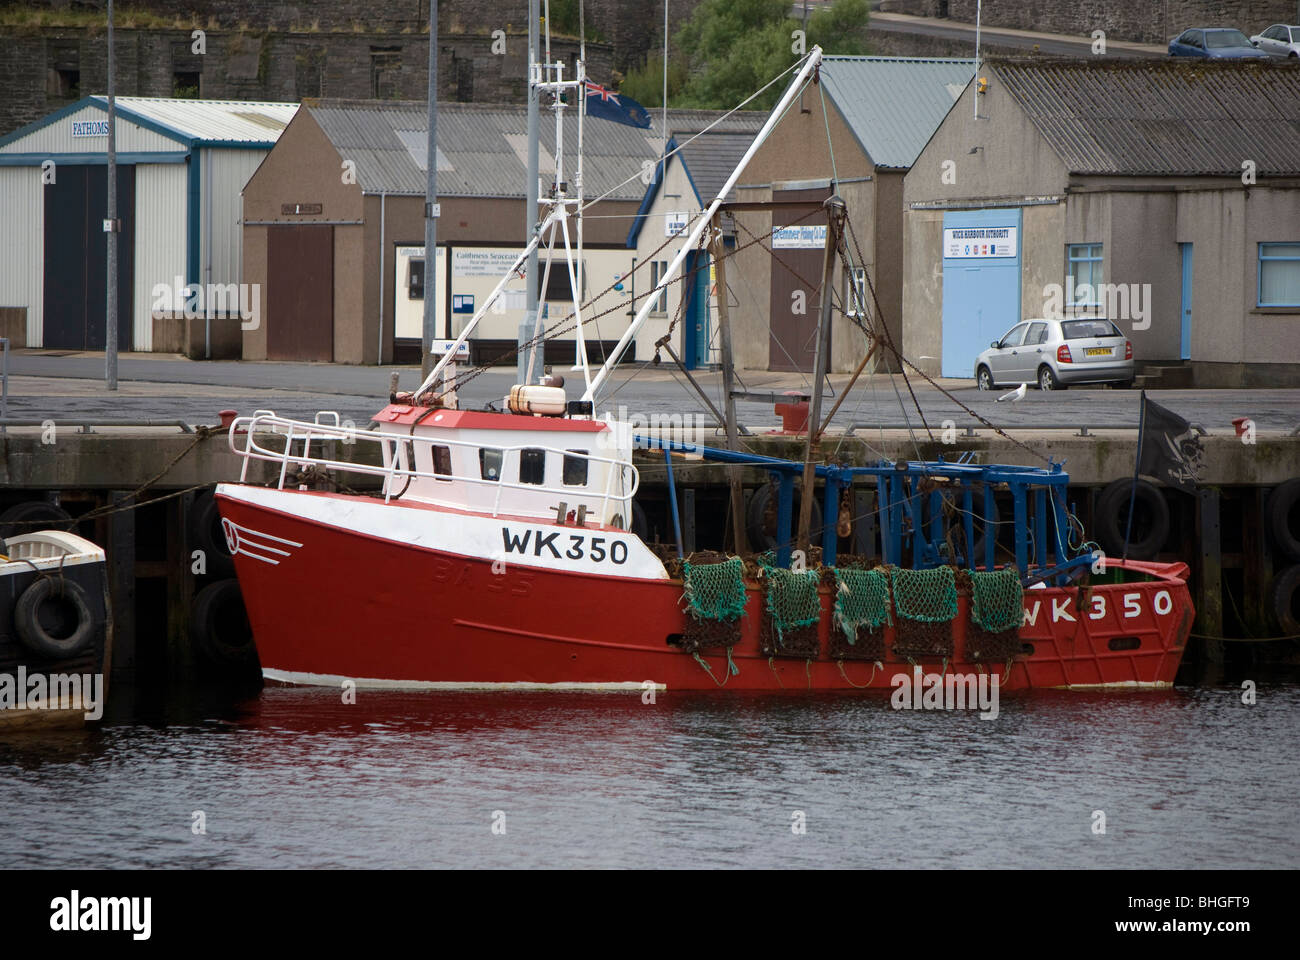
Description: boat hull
217,486,1192,692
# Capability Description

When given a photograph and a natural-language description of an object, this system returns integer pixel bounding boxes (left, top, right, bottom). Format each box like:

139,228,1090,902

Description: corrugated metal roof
89,96,297,144
819,56,976,169
990,58,1300,176
308,101,766,199
677,131,760,203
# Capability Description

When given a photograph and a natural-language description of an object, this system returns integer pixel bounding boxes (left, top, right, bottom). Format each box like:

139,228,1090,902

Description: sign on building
943,226,1018,259
772,225,828,249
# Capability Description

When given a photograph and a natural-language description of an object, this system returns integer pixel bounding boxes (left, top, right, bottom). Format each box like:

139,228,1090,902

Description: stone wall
0,25,612,136
880,0,1297,44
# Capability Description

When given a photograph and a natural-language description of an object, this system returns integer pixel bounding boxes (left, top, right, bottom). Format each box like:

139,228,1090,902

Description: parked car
1250,23,1300,57
974,318,1134,392
1169,27,1267,58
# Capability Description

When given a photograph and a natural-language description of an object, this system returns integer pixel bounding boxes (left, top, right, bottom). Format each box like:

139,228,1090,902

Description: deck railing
229,411,639,528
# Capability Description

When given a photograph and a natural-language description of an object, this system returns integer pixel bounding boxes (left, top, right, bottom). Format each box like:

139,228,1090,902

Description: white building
0,96,296,355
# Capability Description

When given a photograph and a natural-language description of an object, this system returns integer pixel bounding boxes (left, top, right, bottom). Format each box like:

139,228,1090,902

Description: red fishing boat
215,44,1192,693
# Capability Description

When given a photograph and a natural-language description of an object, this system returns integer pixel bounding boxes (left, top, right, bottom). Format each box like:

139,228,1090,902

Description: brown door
768,186,830,372
267,224,333,361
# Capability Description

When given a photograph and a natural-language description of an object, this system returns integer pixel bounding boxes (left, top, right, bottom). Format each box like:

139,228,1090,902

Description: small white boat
0,531,112,731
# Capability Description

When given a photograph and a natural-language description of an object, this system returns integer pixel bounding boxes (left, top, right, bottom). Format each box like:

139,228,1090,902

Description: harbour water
2,682,1297,869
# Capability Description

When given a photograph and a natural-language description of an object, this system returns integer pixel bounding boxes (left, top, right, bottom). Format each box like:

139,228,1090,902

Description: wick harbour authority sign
944,226,1017,259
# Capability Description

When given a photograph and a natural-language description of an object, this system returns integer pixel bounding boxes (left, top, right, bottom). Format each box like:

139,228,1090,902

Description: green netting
682,557,748,622
891,566,958,623
969,567,1024,633
833,567,892,642
761,565,823,645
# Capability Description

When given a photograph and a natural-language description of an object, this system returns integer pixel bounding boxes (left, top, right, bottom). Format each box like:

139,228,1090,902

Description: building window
1066,243,1103,312
519,448,546,485
537,261,583,304
371,47,401,99
408,258,425,301
173,71,200,98
46,43,80,99
480,448,503,482
648,260,669,314
845,266,868,318
563,450,589,486
1259,243,1300,307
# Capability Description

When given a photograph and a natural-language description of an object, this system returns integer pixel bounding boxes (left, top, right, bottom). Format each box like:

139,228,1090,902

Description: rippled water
2,683,1296,868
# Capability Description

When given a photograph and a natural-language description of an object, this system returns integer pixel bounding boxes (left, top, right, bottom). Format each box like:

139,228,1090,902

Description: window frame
999,323,1028,349
563,449,590,487
1258,242,1300,308
519,448,547,486
648,260,669,314
1066,243,1104,312
845,265,868,318
479,448,503,482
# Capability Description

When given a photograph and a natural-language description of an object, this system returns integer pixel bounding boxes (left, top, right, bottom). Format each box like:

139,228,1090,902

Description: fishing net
758,564,822,659
680,556,748,654
829,566,890,660
959,568,1024,662
891,565,956,658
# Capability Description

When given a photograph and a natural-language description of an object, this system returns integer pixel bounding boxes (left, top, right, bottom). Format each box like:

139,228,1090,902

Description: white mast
582,47,825,403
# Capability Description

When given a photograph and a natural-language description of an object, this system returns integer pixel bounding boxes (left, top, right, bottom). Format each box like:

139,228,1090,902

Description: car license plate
1085,347,1111,356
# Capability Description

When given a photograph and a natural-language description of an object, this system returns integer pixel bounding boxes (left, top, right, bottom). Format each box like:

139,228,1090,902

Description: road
4,351,1299,437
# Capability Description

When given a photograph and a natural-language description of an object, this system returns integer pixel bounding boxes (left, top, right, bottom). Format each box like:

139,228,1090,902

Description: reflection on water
1,684,1296,868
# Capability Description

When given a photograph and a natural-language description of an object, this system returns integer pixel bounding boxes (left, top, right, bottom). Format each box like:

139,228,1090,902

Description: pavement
4,349,1300,438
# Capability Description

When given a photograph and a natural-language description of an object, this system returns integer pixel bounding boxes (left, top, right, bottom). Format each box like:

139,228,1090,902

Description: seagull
996,383,1027,403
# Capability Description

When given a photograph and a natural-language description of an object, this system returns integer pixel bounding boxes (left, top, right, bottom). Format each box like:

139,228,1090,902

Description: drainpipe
377,191,386,363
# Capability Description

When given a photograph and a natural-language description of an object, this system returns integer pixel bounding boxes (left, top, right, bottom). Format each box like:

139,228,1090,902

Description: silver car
974,317,1134,392
1250,23,1300,57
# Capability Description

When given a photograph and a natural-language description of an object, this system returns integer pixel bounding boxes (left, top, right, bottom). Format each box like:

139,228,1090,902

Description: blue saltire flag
583,80,652,129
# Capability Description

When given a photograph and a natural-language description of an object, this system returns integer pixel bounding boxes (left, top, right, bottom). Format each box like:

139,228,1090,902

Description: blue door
682,249,711,369
941,208,1022,378
1180,243,1193,361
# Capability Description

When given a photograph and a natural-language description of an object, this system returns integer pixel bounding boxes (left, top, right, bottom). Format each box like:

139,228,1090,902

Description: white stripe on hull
1054,680,1174,690
263,668,667,692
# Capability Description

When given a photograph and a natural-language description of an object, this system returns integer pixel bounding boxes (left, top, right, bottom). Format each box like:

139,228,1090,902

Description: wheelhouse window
431,444,452,480
519,448,546,485
563,449,589,486
1066,243,1103,312
1258,243,1300,307
479,448,503,481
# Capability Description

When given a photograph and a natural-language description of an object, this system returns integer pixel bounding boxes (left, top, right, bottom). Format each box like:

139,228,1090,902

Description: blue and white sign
772,224,828,249
452,294,475,313
943,226,1017,259
70,119,110,138
665,212,689,237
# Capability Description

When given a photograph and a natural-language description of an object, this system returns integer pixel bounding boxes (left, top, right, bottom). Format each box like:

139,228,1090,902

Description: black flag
1136,391,1203,492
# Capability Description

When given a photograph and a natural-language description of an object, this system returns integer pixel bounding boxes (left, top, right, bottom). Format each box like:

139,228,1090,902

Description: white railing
228,411,639,528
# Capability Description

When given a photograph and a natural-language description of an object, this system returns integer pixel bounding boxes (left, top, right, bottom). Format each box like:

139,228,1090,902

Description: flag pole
1121,389,1146,561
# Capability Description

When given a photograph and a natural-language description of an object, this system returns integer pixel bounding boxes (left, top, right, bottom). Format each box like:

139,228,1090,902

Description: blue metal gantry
635,435,1093,585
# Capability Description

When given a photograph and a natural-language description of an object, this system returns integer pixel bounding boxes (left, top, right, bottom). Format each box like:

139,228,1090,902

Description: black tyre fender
1266,478,1300,562
630,500,648,541
746,481,822,552
1270,564,1300,635
1095,479,1170,560
13,578,96,659
0,501,73,541
188,489,235,577
190,579,257,665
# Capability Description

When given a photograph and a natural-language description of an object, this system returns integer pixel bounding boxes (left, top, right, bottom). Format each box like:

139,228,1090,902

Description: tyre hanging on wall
746,481,822,553
1271,564,1300,636
13,578,96,660
1266,479,1300,562
1095,478,1170,561
190,578,257,666
0,501,73,541
188,489,235,577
